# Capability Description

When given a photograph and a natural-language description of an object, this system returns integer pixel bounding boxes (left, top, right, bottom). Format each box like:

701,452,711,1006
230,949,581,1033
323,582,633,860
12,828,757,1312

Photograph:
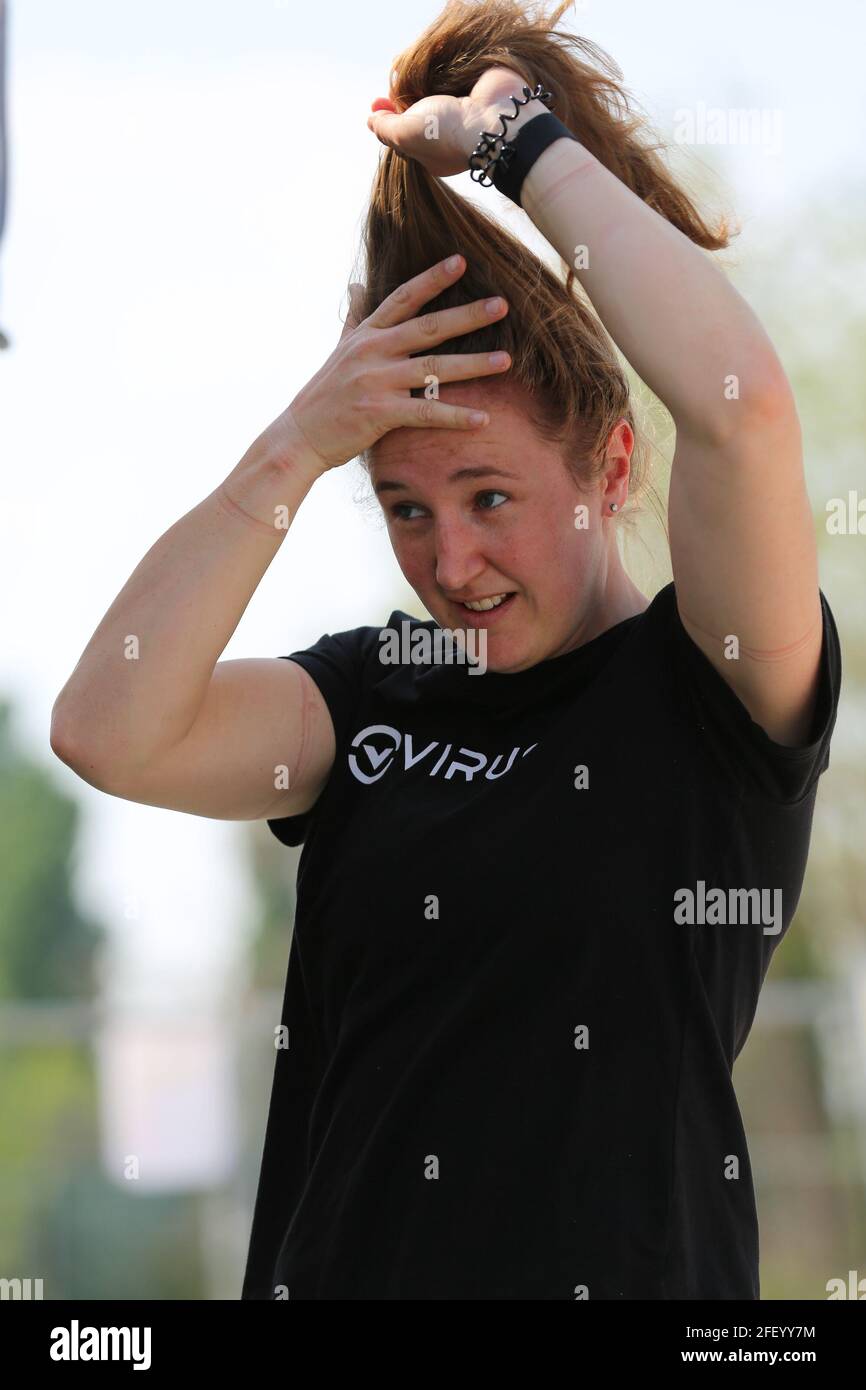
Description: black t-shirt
241,580,841,1300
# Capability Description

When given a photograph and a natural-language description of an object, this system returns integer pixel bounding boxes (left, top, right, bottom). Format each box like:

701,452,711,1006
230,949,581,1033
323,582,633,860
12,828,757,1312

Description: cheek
534,514,599,600
388,530,426,582
516,508,593,571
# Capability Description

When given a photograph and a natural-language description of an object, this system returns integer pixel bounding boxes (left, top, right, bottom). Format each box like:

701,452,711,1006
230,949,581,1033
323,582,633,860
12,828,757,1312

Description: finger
366,108,406,151
390,397,491,432
388,349,512,390
339,283,365,341
386,295,509,357
366,254,467,331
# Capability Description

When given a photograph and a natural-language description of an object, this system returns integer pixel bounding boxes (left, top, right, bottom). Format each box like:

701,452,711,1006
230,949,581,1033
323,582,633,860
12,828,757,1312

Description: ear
340,282,366,341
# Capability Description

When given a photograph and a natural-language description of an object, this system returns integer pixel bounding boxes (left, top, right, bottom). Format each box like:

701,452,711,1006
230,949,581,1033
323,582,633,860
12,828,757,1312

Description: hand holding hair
366,64,543,178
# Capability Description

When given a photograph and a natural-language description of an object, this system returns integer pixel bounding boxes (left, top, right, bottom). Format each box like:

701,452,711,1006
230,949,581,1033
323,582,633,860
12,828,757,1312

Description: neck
580,546,649,645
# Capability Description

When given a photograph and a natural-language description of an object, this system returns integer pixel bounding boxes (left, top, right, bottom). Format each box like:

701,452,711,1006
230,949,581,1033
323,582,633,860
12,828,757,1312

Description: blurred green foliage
0,700,207,1297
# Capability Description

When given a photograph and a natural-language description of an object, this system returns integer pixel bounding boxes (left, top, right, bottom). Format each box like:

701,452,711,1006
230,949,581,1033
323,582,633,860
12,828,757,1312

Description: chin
476,635,534,674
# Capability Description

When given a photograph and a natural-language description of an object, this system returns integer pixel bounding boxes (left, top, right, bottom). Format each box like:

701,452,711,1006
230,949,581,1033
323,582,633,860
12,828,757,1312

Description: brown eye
476,491,508,510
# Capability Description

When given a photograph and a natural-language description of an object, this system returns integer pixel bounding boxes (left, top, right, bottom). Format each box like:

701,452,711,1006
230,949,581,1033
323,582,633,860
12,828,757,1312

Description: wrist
249,408,330,486
219,416,325,535
461,94,549,167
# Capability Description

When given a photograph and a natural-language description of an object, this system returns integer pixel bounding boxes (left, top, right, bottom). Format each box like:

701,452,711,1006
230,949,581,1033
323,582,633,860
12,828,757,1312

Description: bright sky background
2,0,864,1011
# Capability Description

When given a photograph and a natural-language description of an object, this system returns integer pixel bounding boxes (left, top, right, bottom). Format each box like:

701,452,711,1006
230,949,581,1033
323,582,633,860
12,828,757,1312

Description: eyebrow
373,466,521,496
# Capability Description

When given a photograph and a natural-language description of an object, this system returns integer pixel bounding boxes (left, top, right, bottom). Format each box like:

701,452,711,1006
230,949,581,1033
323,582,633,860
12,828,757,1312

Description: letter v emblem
362,744,393,770
404,734,439,769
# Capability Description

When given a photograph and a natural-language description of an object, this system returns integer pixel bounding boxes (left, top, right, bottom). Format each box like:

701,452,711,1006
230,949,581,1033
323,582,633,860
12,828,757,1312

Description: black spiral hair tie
468,82,578,208
468,83,554,184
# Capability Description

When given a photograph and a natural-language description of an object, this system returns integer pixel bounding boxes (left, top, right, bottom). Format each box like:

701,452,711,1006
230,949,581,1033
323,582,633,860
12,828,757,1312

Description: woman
51,0,841,1300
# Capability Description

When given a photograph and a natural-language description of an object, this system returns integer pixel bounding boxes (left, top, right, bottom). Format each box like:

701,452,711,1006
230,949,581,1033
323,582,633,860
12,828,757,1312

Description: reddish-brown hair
355,0,733,526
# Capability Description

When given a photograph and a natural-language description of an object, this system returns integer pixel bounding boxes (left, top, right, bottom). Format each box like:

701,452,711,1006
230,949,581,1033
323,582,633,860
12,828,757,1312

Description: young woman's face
369,384,630,673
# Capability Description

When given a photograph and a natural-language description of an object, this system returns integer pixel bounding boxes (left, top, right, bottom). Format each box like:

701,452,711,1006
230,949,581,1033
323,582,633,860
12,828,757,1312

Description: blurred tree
0,699,104,999
0,695,209,1296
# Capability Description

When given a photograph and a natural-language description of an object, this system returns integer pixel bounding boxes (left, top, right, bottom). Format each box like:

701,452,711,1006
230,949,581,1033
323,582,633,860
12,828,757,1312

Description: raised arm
51,259,513,816
509,98,821,748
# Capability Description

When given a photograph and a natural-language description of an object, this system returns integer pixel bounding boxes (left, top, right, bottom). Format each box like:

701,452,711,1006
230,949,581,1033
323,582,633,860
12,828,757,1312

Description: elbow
49,701,75,765
679,364,800,450
725,357,799,442
49,694,80,764
744,359,799,428
49,706,110,791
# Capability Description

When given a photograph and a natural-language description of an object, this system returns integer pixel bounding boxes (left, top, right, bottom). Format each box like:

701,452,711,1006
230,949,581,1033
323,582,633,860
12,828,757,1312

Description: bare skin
369,378,649,675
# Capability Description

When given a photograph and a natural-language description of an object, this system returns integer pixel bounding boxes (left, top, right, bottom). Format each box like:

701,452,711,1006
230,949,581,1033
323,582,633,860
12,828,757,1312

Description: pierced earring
609,502,619,512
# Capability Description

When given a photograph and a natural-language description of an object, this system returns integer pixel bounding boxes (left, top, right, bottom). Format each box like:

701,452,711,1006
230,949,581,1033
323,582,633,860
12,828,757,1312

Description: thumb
340,283,366,341
366,107,404,153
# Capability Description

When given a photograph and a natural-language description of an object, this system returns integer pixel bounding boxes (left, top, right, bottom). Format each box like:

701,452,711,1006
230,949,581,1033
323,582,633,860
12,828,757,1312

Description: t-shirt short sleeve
669,586,842,805
266,624,379,847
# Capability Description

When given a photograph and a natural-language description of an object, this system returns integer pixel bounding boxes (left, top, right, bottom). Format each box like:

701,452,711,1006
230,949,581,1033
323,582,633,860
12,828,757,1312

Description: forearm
478,107,786,442
51,420,324,774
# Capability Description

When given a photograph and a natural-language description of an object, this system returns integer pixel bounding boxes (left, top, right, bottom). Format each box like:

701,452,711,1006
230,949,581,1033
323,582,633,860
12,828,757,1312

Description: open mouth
455,592,517,623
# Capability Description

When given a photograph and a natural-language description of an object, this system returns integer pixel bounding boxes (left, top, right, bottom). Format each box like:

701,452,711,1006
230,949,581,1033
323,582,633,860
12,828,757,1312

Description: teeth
463,593,511,611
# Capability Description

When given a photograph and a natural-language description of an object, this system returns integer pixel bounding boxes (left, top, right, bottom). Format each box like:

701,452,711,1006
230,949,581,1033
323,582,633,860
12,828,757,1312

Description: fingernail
469,411,488,424
485,297,503,313
445,254,463,272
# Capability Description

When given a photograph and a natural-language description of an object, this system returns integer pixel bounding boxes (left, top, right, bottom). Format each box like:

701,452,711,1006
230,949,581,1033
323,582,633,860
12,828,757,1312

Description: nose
433,517,488,598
